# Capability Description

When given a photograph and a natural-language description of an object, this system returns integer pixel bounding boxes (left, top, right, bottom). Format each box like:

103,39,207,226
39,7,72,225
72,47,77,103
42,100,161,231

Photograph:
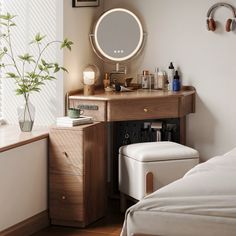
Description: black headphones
206,2,236,32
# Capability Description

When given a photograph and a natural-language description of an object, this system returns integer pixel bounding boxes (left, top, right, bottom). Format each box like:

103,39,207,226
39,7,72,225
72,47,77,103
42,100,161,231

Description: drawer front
107,97,179,121
49,130,84,175
69,99,107,121
49,174,84,222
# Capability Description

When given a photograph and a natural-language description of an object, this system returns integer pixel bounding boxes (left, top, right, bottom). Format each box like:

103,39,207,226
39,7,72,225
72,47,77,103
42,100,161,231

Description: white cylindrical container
167,62,175,91
157,71,165,90
154,67,159,90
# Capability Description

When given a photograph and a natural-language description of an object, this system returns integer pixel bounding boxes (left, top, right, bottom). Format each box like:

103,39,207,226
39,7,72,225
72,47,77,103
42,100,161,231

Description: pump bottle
167,62,175,91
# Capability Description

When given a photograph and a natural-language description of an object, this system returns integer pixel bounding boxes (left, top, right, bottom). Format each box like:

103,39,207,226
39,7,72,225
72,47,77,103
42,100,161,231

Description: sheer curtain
0,0,64,125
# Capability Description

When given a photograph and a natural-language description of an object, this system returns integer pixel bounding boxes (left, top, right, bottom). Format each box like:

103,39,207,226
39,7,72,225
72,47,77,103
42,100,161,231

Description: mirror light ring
94,8,144,62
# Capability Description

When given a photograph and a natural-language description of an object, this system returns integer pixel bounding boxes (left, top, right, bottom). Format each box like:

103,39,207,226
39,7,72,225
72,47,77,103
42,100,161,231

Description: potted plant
0,13,73,131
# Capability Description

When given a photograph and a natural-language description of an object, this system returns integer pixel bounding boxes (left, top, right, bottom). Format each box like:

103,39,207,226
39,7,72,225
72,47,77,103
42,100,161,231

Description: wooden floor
32,200,125,236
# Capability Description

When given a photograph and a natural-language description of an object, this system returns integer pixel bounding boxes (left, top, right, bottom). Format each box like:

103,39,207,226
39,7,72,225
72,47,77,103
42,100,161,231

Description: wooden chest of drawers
49,122,106,227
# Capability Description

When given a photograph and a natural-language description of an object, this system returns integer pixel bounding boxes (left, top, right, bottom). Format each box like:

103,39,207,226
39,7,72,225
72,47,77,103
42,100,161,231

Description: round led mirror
92,8,144,62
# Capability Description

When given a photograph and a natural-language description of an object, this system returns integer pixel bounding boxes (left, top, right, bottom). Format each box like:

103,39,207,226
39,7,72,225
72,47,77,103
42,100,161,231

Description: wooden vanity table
69,86,195,144
68,86,196,196
47,86,196,228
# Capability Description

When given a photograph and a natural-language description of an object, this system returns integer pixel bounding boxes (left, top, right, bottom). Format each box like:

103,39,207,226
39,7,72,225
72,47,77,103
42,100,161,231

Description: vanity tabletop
0,125,49,152
68,86,196,123
69,86,195,101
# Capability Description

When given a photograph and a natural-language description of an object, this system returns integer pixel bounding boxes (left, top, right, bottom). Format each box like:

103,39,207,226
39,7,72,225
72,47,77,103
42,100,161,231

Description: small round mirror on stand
90,8,145,63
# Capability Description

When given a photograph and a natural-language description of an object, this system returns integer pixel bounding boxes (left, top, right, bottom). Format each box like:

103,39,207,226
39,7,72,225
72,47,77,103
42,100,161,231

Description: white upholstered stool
119,141,199,210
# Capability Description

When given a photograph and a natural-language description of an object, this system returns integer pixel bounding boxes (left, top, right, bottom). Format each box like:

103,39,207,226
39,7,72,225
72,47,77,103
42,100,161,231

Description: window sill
0,125,49,152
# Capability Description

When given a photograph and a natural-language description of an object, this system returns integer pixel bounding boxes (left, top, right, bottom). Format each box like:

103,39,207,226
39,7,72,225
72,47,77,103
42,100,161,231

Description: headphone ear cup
226,18,233,32
209,18,216,31
206,19,211,30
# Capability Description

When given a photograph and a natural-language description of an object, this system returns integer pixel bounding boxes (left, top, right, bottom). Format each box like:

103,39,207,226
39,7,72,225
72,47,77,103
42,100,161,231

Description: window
0,0,64,126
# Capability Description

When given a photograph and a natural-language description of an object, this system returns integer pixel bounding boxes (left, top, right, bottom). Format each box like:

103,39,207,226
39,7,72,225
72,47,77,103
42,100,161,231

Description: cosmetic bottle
167,62,175,91
164,78,169,91
103,73,109,87
157,70,166,90
154,67,159,89
141,70,151,89
173,70,181,91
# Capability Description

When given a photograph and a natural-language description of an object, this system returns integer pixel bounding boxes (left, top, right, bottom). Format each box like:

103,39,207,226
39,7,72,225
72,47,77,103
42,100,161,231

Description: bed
121,147,236,236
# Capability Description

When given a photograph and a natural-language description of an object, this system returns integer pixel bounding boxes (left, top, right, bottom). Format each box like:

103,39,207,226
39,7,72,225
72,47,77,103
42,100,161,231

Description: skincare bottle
104,73,113,92
157,70,165,90
164,78,169,91
173,70,181,91
103,73,110,89
167,62,175,91
154,67,159,89
141,70,151,89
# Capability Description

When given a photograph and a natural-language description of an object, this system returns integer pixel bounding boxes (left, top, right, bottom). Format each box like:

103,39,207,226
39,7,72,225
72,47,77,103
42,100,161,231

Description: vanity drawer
69,99,107,121
49,129,84,175
107,97,179,121
49,174,85,223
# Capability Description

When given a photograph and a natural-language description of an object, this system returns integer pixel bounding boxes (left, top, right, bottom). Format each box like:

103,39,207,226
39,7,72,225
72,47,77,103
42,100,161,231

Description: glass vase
17,95,35,132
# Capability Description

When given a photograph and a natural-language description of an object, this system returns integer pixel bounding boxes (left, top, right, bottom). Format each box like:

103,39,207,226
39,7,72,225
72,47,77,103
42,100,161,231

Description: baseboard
51,219,86,228
0,211,49,236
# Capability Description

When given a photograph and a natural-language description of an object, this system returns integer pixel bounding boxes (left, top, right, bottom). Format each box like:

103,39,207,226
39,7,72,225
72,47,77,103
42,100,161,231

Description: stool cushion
119,141,199,162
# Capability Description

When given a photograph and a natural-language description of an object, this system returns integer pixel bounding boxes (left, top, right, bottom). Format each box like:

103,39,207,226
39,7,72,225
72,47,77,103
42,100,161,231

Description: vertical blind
0,0,64,126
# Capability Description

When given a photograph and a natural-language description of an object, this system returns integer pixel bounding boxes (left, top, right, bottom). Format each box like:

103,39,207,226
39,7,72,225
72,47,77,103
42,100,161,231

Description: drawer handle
144,108,148,113
63,152,68,158
62,196,66,200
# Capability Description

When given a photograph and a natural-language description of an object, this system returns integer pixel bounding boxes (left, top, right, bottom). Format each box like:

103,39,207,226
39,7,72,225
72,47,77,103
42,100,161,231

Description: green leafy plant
0,13,73,95
0,13,73,130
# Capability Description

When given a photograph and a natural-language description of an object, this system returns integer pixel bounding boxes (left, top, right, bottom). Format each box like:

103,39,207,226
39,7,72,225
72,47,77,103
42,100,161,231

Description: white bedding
121,148,236,236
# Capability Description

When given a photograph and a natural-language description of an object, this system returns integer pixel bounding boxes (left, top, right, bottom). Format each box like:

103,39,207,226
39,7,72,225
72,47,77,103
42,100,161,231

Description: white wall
102,0,236,161
0,139,47,231
63,0,104,94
